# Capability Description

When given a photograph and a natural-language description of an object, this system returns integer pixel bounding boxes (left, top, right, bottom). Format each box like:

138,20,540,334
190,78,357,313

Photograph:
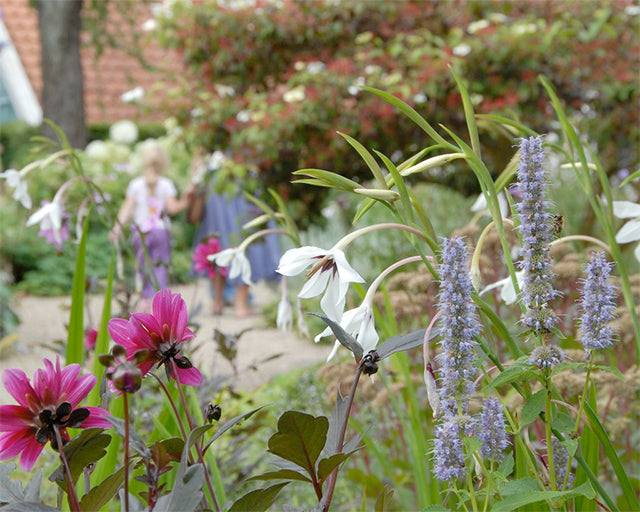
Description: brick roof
1,0,180,124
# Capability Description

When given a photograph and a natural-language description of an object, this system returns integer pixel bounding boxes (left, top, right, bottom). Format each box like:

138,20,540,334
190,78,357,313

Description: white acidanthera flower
0,168,32,209
314,299,379,361
276,296,293,332
479,271,524,305
612,200,640,262
277,245,364,321
26,199,63,245
208,247,252,285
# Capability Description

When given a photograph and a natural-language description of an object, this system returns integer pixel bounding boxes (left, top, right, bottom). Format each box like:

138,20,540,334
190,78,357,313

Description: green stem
322,363,364,512
123,392,130,512
466,466,479,512
545,372,557,491
562,353,594,490
53,426,81,512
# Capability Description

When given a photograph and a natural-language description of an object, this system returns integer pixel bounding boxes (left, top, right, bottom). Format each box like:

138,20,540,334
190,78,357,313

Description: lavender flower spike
515,136,559,332
479,396,509,462
579,251,617,352
432,415,474,482
437,237,480,416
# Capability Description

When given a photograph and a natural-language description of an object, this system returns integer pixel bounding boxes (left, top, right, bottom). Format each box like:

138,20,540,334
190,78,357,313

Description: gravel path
0,279,328,402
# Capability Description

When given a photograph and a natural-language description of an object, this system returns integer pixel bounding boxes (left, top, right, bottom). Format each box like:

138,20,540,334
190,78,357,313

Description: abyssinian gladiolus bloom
0,357,111,471
193,237,228,278
108,289,202,386
208,247,252,285
277,246,364,321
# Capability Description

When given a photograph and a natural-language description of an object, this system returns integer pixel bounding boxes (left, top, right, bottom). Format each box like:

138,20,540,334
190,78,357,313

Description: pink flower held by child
193,237,228,278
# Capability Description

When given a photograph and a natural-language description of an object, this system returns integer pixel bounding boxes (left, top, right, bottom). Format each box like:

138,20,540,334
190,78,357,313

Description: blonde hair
141,144,170,176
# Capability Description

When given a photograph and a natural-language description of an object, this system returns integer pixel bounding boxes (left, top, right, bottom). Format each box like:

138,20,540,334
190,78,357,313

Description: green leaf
228,482,289,512
79,467,124,512
105,416,150,458
584,402,639,511
377,328,431,360
497,452,514,478
88,254,114,406
268,411,329,478
551,412,574,433
499,477,540,495
574,382,598,511
487,358,532,389
66,216,89,365
293,168,360,191
521,389,546,427
338,131,387,189
450,66,481,159
203,405,269,453
317,453,352,481
493,481,595,512
374,484,394,512
249,469,312,483
50,429,111,490
361,86,452,148
326,388,349,457
153,464,204,512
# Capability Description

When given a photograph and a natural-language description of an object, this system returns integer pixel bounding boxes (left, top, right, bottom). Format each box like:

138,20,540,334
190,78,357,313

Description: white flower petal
209,248,237,267
331,249,364,284
299,270,329,299
615,219,640,244
612,200,640,219
320,275,345,321
326,339,341,361
277,246,325,276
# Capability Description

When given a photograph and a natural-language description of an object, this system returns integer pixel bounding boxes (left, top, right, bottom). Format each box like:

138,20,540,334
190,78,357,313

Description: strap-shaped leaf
293,168,360,191
249,470,311,483
79,467,125,512
377,328,433,360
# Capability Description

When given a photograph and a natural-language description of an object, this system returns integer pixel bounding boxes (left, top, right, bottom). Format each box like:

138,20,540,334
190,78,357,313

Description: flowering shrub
0,73,638,512
150,0,638,220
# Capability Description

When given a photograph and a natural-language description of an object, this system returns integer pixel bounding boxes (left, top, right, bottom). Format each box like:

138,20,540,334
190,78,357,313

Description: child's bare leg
212,273,225,315
234,284,253,317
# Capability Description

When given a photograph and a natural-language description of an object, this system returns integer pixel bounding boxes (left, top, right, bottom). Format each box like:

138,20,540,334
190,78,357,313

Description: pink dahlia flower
107,289,202,386
193,237,228,278
0,357,111,471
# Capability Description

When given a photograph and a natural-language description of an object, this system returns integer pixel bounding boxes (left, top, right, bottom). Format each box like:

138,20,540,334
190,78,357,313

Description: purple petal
1,369,34,408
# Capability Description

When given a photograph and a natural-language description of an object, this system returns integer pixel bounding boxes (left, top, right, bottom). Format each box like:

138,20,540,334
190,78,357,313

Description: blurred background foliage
151,0,638,221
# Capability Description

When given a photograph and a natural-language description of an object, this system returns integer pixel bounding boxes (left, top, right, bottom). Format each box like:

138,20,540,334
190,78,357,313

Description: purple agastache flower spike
529,344,565,370
437,237,480,416
432,415,475,482
579,251,617,353
515,136,559,332
479,396,509,462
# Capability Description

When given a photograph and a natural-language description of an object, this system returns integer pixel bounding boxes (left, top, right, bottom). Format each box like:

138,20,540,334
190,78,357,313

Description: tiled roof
1,0,181,124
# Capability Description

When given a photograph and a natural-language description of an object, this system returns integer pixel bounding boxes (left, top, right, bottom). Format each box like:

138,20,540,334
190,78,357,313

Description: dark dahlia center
36,401,90,449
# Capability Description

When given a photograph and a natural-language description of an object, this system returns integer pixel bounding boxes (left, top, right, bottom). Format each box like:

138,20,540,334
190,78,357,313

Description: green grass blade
573,383,598,511
374,150,414,225
88,254,115,407
66,216,88,365
337,132,388,189
450,66,481,159
475,114,538,138
361,86,454,149
584,402,638,511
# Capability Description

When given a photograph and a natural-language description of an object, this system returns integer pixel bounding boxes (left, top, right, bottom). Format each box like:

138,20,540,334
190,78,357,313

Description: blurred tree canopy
151,0,638,214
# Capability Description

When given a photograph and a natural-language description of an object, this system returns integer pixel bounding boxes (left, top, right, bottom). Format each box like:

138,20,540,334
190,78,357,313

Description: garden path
0,279,328,403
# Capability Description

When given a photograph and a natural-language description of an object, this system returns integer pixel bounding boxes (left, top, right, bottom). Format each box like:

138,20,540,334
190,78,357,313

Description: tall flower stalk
432,237,481,485
515,136,559,334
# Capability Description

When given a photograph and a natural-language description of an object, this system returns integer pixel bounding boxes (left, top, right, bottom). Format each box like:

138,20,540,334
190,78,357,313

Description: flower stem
150,372,188,440
53,426,81,512
123,392,131,512
544,372,557,491
550,235,611,253
363,255,427,304
322,363,364,512
170,360,220,512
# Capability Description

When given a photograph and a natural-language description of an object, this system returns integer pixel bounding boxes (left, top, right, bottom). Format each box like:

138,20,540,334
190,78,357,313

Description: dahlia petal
172,365,203,386
108,318,133,346
2,369,34,408
18,436,46,472
80,407,112,428
0,429,36,460
64,374,97,407
152,289,172,324
58,363,84,403
0,405,33,431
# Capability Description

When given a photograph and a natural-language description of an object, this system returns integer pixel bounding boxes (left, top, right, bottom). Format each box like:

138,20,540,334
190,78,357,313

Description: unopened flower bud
353,188,400,201
109,362,143,393
205,404,222,423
